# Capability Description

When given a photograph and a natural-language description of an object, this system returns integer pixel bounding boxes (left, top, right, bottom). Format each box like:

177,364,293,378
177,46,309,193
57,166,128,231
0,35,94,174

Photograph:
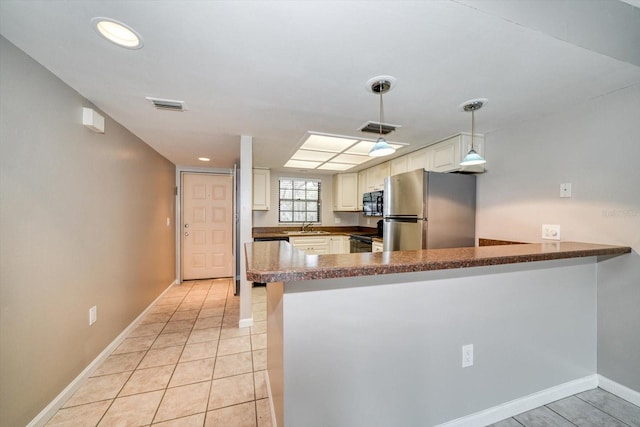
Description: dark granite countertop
245,241,631,283
252,226,378,239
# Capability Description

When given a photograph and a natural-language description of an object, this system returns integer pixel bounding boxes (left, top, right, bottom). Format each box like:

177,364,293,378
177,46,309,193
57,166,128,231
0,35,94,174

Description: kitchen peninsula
245,241,630,427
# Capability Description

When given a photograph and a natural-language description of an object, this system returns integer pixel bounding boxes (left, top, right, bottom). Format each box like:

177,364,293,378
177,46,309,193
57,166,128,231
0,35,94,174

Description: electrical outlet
334,217,341,224
462,344,473,368
542,224,561,240
89,306,97,325
560,183,572,198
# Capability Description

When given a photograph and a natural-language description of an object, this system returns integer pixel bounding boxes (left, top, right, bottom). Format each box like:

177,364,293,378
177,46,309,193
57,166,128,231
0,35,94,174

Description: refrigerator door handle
385,216,426,223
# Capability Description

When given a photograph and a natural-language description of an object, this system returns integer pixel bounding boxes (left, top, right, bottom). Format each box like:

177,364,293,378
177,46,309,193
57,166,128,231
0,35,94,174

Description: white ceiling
1,0,639,173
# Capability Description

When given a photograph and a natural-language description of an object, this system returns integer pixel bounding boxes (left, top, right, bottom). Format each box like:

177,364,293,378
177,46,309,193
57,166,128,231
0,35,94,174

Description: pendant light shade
460,99,486,166
369,137,396,157
460,149,485,166
368,79,396,157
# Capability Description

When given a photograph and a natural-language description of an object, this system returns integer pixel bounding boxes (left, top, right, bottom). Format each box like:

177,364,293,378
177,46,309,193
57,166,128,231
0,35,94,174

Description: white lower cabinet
289,236,330,254
329,235,350,254
290,235,349,254
372,241,383,252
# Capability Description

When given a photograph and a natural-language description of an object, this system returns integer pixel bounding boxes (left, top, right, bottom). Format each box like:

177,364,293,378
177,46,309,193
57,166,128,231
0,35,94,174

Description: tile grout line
149,279,203,425
573,392,636,427
95,281,191,426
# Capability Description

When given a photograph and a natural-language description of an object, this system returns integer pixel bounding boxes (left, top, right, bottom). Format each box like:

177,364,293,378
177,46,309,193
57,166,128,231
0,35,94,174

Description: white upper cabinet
366,162,390,191
407,147,429,172
252,168,270,210
357,170,367,212
427,133,485,173
390,156,408,176
332,173,359,211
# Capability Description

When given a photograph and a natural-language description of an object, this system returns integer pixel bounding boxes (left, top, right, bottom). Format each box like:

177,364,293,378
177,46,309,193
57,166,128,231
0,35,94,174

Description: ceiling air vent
145,97,185,111
359,121,401,135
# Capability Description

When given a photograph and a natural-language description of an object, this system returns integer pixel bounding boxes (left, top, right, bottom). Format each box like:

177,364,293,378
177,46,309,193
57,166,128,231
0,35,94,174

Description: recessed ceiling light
198,157,210,162
92,17,143,49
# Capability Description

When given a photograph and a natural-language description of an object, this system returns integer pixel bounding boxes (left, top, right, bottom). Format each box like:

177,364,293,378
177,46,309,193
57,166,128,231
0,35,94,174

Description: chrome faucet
301,221,312,232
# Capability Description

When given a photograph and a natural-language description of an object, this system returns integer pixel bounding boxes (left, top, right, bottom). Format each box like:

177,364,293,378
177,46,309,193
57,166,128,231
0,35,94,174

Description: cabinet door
252,168,270,210
290,236,330,254
390,156,408,176
407,148,429,172
329,236,348,254
430,136,460,173
332,173,358,211
425,134,485,173
357,170,367,211
367,162,390,191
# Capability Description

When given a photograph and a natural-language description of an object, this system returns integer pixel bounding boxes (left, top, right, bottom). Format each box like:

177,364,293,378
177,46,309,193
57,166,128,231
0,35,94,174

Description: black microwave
363,191,383,217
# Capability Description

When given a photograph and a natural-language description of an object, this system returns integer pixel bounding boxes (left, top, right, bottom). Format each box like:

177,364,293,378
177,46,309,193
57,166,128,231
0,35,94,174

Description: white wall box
82,107,105,133
372,241,383,252
332,173,359,211
428,133,485,173
289,236,330,254
252,168,270,210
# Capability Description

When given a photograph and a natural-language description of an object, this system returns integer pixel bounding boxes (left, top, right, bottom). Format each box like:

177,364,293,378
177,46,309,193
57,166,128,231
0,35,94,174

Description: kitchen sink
282,230,330,235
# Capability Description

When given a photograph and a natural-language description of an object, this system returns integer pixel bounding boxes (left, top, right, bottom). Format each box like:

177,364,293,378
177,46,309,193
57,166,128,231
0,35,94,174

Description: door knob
184,224,189,228
184,231,190,237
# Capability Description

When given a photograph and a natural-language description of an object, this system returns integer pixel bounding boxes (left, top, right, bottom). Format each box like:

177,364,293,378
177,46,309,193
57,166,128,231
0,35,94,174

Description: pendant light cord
379,83,384,137
470,108,475,150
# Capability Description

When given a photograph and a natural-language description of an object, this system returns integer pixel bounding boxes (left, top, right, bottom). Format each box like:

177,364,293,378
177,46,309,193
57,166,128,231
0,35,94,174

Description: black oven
363,191,383,217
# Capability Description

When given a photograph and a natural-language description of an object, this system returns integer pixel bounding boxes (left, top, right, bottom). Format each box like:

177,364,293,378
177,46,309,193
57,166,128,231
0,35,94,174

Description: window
278,177,321,223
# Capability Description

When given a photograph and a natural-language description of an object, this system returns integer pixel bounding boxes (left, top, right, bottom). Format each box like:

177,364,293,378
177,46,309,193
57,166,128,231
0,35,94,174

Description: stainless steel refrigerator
383,170,476,251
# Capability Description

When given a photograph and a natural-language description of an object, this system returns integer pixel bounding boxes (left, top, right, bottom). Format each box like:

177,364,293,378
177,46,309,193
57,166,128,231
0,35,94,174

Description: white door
182,173,233,280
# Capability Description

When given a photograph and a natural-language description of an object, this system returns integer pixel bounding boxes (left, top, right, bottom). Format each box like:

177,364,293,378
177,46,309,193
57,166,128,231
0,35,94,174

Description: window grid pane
279,178,321,223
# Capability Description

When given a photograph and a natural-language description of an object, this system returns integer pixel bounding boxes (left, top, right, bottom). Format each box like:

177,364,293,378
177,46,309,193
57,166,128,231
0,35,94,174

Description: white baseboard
27,280,178,427
436,375,599,427
265,371,278,427
598,375,640,407
239,317,253,328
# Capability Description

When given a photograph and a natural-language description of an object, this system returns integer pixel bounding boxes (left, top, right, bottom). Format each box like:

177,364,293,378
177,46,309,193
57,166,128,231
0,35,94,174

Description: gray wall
475,83,640,392
0,37,176,426
277,258,598,426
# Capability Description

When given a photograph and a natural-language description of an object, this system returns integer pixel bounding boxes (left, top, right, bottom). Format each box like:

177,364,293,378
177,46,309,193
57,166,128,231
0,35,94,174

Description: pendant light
460,99,487,166
368,79,396,157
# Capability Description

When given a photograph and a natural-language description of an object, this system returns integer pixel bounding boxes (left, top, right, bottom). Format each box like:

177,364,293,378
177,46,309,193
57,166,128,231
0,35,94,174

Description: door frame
175,166,235,284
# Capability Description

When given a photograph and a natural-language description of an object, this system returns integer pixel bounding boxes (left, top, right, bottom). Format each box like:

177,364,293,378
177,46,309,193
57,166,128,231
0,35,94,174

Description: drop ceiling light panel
300,134,357,152
331,153,370,164
291,150,336,161
285,132,410,170
284,159,322,169
317,163,354,171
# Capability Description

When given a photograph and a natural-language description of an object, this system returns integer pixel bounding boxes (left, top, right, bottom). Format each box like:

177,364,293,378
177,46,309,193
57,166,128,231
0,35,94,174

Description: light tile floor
46,279,272,427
